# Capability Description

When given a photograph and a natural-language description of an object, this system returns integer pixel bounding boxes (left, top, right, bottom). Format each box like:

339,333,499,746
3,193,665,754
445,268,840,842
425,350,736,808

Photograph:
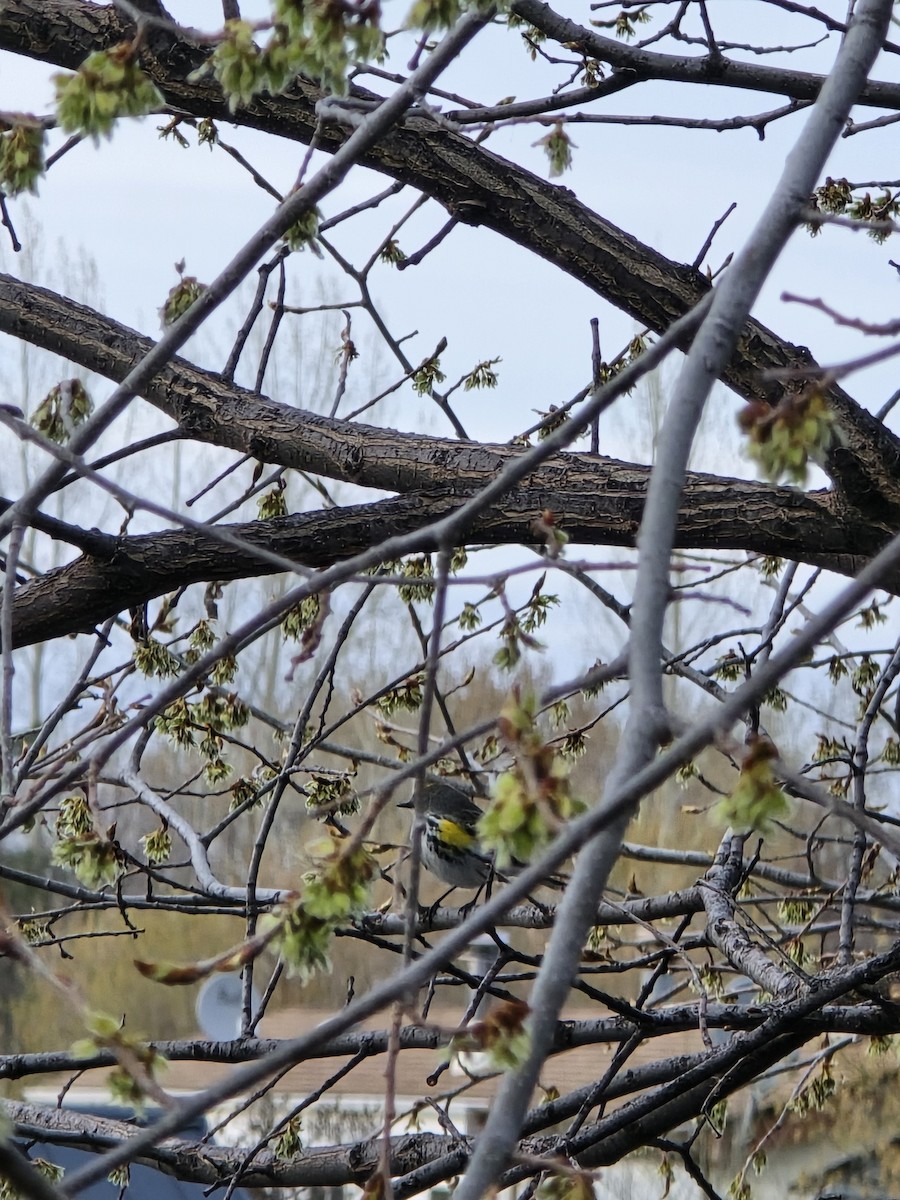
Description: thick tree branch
5,482,887,649
0,275,895,647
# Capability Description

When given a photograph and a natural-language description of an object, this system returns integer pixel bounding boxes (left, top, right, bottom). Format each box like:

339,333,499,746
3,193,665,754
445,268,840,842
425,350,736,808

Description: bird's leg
458,882,486,918
424,885,455,927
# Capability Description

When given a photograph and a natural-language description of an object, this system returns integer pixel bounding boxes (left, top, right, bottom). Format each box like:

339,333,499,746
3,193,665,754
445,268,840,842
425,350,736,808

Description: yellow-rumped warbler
403,781,567,899
404,781,493,890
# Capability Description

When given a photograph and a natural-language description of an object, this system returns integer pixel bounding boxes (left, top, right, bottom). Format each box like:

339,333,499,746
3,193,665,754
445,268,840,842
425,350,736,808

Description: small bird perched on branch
403,781,565,906
414,780,494,890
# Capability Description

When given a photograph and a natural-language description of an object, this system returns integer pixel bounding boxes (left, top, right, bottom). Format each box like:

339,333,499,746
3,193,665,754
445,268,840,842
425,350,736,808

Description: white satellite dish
195,975,260,1040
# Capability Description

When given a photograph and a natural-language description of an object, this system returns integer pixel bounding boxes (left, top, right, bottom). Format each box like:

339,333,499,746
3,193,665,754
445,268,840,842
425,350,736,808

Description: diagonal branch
700,833,804,1000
